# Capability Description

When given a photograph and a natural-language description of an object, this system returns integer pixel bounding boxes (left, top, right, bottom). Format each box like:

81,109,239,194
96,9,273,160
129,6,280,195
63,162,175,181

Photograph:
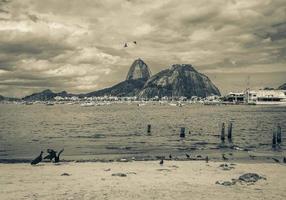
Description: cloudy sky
0,0,285,97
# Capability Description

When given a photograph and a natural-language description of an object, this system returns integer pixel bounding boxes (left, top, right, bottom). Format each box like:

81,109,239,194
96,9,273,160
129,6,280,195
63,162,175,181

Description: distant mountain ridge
22,89,73,101
5,59,222,101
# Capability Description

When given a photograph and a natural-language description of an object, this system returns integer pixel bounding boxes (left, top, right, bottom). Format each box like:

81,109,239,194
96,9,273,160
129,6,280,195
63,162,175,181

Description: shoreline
1,160,286,200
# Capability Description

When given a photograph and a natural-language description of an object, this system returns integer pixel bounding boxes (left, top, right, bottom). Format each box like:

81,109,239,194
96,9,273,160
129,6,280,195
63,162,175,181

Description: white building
245,89,286,105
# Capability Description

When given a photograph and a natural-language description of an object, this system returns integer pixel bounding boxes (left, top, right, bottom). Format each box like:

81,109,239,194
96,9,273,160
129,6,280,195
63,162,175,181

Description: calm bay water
0,103,285,162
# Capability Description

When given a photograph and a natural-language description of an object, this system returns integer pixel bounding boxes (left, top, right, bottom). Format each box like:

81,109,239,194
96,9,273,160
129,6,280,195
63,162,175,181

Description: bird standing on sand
133,41,137,44
222,154,228,161
54,149,64,163
186,153,190,159
169,154,172,160
159,159,164,165
31,151,43,165
283,157,286,163
205,156,209,163
124,43,128,48
44,149,57,161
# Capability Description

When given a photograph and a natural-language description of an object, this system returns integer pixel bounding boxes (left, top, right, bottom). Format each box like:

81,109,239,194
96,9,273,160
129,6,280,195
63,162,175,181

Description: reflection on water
0,104,285,161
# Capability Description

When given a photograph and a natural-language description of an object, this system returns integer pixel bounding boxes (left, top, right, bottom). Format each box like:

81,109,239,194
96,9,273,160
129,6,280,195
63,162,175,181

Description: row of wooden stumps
272,124,282,148
220,122,233,142
146,123,233,139
146,124,187,138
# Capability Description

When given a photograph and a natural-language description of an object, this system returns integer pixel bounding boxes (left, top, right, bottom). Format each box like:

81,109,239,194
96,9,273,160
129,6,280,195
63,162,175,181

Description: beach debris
126,172,137,175
55,149,64,163
238,173,266,183
119,158,129,162
112,173,127,177
222,154,229,161
215,180,234,186
104,168,111,172
31,151,43,165
61,173,70,176
219,163,235,171
159,159,164,165
216,173,266,186
272,158,280,163
133,41,137,44
157,169,171,172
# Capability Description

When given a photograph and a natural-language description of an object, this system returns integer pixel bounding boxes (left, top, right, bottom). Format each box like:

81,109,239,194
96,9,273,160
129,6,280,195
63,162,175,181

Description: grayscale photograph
0,0,285,199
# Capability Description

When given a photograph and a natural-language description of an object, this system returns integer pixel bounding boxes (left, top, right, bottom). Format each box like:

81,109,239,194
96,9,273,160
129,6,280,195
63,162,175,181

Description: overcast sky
0,0,285,97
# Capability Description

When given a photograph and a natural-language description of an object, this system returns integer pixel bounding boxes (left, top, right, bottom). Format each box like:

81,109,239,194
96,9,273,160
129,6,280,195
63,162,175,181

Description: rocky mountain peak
138,64,220,98
126,58,151,81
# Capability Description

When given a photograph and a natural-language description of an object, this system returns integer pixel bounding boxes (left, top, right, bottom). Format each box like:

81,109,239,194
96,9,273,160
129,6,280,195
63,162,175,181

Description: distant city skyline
0,0,286,97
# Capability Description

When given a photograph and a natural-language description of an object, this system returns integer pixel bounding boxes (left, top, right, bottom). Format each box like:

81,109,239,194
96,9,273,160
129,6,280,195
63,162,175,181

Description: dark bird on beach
222,154,228,161
133,41,137,44
272,158,280,163
31,151,43,165
54,149,64,163
169,154,172,160
186,153,190,159
44,149,57,161
124,43,128,48
205,156,209,163
283,157,286,163
159,159,164,165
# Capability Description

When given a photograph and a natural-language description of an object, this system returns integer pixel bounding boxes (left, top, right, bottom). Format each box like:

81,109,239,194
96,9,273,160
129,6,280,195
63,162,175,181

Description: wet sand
0,161,286,200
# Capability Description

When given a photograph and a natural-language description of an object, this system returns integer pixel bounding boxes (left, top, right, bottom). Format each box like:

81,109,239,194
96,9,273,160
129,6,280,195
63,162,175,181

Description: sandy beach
0,161,285,200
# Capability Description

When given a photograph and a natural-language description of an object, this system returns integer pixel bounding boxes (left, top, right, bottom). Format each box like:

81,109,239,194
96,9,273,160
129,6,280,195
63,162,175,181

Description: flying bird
31,151,43,165
54,149,64,163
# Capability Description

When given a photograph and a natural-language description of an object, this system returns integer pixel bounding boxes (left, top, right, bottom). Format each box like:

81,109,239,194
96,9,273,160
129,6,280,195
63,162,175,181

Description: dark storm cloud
0,0,286,97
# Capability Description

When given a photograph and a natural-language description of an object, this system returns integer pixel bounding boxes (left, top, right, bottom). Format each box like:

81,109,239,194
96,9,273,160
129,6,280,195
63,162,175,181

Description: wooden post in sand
227,122,233,141
277,124,282,144
272,131,277,148
220,122,225,141
180,127,185,138
147,124,151,133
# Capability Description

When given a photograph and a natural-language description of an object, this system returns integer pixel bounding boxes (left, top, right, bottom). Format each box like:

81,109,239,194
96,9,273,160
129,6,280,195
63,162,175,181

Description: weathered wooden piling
272,131,277,148
277,124,282,144
227,122,233,140
147,124,151,133
180,127,185,138
220,122,225,141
